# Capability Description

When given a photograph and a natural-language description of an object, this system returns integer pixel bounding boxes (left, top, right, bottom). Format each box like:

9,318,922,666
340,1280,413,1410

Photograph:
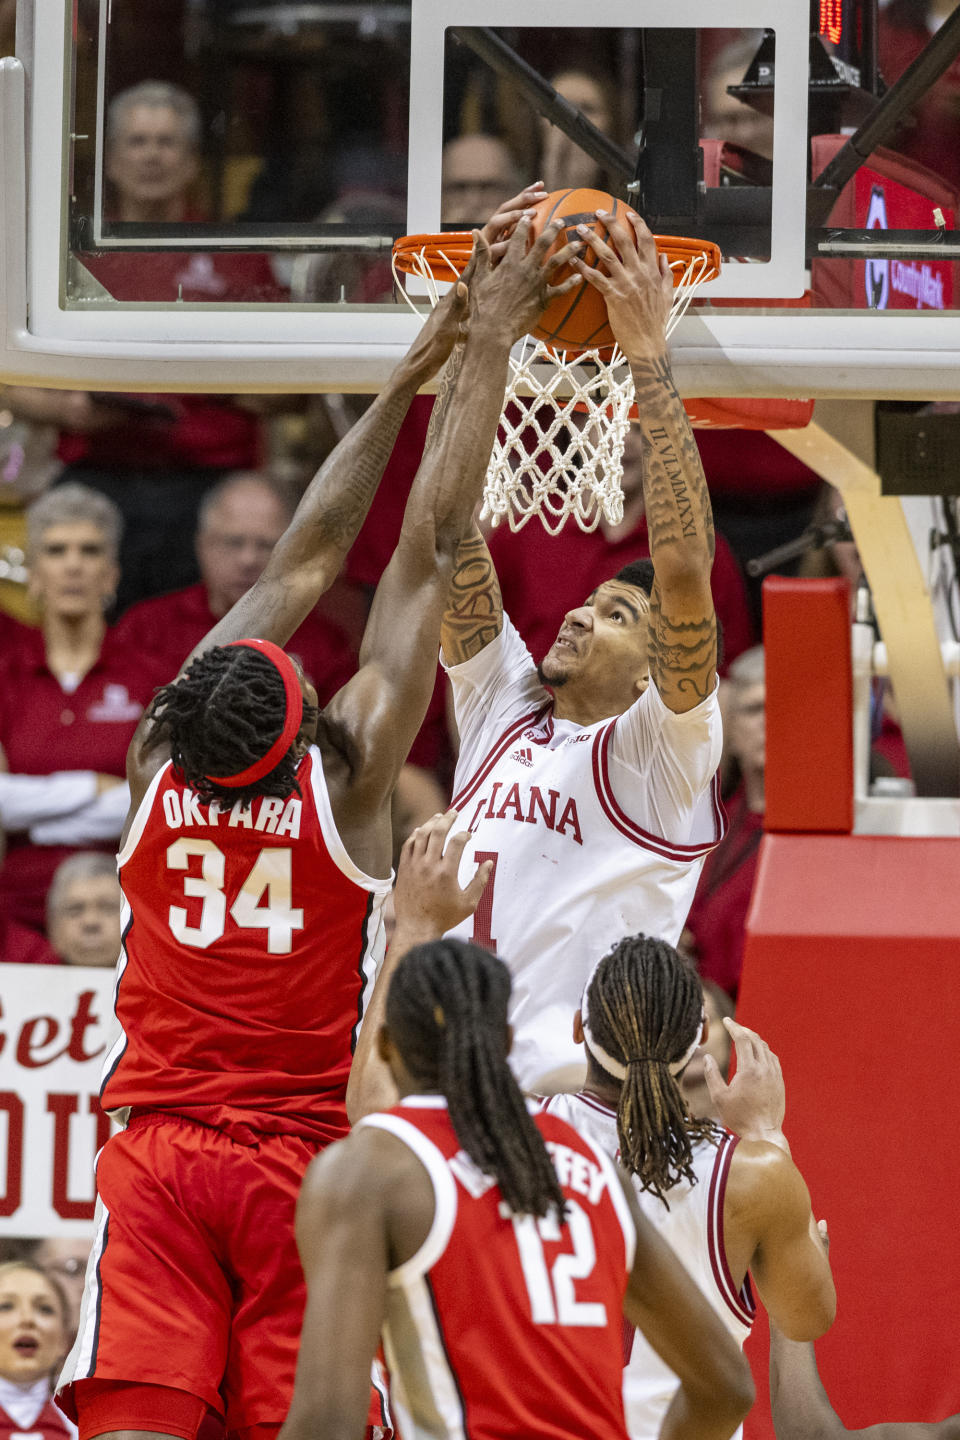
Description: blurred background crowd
0,0,944,1296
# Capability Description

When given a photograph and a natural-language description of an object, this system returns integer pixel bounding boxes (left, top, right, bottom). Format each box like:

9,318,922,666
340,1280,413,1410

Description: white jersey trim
58,1195,109,1393
355,1113,458,1287
382,1278,467,1440
305,747,393,892
116,762,170,869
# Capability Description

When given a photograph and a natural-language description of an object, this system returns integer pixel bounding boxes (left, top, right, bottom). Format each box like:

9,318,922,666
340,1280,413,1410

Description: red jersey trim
572,1090,619,1121
592,723,727,859
707,1135,756,1328
451,705,551,811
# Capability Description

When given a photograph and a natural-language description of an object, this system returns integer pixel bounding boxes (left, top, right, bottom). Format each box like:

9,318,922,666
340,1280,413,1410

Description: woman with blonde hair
0,1262,72,1440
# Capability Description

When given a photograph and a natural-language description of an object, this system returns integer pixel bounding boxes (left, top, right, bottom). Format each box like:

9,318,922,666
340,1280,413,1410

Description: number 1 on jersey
470,850,499,953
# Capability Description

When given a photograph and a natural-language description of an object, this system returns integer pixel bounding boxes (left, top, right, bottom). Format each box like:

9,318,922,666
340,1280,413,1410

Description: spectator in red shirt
878,0,960,191
0,82,287,614
0,486,164,932
113,472,357,702
487,422,755,672
683,645,765,997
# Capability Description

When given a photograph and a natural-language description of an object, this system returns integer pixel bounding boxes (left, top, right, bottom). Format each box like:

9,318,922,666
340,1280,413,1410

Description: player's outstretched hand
468,217,584,344
480,181,549,258
394,809,492,938
404,273,471,381
704,1018,788,1147
572,208,674,363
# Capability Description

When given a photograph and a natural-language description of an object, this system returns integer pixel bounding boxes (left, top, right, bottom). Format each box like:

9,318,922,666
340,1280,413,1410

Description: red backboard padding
739,833,960,1440
763,577,853,834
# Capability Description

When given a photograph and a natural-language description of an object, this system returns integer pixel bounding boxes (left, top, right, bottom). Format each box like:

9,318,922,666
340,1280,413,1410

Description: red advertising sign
0,965,117,1237
855,167,955,311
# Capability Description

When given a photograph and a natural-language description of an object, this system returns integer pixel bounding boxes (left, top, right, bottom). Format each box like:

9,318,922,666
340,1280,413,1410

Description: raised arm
327,218,576,812
345,809,491,1123
440,523,505,665
619,1172,755,1440
574,211,717,712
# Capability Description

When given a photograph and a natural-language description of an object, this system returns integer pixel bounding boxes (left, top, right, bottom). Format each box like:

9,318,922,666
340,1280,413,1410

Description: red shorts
58,1113,318,1432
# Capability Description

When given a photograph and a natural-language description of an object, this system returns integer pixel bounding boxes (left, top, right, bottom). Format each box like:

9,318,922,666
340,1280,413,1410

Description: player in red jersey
58,197,580,1440
280,921,754,1440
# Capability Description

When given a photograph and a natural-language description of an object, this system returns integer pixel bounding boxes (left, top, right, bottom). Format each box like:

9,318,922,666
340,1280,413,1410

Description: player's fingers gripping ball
527,187,640,354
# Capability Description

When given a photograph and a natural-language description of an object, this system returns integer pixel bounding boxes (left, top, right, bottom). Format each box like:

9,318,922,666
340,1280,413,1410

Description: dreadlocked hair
143,644,318,809
387,940,567,1221
586,934,722,1205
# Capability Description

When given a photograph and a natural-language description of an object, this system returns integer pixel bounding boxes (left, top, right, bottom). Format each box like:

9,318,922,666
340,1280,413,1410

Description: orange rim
393,232,722,288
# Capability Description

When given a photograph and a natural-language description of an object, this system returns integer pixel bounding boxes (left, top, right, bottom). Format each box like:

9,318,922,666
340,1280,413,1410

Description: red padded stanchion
763,577,853,833
739,834,960,1440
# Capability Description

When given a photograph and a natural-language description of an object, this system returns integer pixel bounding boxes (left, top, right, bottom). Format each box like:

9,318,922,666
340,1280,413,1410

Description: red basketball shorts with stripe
59,1113,392,1438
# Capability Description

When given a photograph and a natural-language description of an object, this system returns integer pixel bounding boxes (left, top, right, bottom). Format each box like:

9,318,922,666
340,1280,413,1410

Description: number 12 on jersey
501,1199,607,1327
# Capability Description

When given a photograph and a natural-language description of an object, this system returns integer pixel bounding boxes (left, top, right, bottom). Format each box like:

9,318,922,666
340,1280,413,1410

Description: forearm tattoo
311,388,414,551
442,530,503,664
630,354,715,562
423,342,466,454
632,353,717,704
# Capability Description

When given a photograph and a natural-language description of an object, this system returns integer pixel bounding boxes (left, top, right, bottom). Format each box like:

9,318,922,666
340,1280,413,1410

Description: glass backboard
2,0,960,395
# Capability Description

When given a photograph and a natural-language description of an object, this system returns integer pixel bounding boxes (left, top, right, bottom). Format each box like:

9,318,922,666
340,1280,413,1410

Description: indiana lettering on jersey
466,782,583,846
161,787,302,839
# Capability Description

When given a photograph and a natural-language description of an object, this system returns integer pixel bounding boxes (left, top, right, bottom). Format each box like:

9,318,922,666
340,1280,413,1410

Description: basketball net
392,242,718,535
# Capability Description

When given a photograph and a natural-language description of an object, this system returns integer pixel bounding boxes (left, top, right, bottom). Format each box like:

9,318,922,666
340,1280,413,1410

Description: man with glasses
113,473,356,701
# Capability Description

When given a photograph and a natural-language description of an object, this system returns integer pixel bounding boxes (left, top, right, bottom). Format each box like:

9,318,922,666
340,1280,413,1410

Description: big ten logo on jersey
500,1140,611,1328
0,971,115,1230
162,786,302,839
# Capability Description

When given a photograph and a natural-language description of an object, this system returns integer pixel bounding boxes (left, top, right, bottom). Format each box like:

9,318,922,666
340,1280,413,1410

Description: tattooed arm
440,525,504,665
178,288,471,672
574,211,717,714
327,218,576,817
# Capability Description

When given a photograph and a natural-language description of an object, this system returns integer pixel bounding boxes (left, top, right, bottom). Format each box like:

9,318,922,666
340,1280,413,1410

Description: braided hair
144,645,318,809
585,934,722,1205
386,939,567,1220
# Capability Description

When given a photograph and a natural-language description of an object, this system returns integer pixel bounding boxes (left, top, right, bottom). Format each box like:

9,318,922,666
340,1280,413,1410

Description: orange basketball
528,187,636,355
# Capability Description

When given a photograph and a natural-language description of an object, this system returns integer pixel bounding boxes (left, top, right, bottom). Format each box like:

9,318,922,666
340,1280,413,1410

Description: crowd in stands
0,5,944,1294
1,22,927,990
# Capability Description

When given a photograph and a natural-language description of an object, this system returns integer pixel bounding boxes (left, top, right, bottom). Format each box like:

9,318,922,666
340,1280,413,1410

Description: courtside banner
0,964,117,1237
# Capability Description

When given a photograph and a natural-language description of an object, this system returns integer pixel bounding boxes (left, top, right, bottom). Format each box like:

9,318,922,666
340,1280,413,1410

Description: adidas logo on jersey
510,747,534,767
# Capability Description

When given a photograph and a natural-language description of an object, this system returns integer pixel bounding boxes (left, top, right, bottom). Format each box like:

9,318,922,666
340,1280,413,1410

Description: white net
393,241,717,535
484,340,634,534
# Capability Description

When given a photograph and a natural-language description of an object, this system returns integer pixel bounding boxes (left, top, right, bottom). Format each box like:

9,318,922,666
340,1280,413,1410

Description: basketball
528,187,637,354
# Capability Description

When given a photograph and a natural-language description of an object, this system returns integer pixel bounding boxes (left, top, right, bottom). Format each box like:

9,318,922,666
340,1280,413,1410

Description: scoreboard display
814,0,879,92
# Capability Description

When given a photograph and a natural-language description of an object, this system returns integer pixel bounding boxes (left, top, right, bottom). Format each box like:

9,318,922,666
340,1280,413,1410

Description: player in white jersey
440,209,724,1092
540,933,835,1440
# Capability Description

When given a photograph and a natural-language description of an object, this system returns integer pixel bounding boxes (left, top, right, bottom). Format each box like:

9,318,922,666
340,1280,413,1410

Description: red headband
205,639,305,789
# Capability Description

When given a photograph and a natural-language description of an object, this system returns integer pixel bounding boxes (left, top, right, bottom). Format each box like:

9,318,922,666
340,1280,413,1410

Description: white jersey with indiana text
443,617,724,1091
540,1090,755,1440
